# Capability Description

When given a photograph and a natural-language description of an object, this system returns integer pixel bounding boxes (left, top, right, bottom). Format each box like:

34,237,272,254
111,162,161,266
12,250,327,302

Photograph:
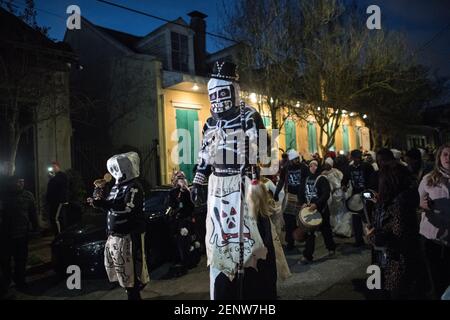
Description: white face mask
107,152,140,184
207,78,240,115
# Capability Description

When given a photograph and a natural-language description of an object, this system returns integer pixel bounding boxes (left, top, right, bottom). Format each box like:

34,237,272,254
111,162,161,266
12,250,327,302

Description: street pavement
4,234,371,300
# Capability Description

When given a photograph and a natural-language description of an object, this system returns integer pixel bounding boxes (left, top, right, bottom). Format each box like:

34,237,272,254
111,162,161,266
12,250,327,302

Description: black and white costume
298,168,336,261
192,61,278,300
275,150,309,250
92,152,149,300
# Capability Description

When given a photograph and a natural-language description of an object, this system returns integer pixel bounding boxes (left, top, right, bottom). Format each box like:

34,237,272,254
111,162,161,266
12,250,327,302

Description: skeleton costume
192,61,278,300
92,152,149,300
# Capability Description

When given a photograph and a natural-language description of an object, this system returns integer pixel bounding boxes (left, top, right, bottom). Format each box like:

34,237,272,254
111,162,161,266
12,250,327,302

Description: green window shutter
262,116,271,128
307,122,317,154
285,119,297,150
342,125,350,153
355,127,361,149
175,109,198,183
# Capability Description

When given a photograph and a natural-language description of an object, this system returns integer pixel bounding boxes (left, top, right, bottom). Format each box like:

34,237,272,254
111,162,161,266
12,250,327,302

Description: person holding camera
418,144,450,299
366,148,426,299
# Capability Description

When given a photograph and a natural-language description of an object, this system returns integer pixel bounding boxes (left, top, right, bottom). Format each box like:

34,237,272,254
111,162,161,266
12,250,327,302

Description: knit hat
325,157,334,166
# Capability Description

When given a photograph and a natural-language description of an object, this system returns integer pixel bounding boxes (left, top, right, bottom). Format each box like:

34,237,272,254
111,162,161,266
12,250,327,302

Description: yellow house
160,79,371,184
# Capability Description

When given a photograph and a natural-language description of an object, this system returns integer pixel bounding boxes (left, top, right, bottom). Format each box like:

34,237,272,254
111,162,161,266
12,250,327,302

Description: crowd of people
267,144,449,300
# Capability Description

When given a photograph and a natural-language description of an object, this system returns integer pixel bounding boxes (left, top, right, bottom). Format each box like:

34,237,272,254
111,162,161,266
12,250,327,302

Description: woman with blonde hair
418,144,450,298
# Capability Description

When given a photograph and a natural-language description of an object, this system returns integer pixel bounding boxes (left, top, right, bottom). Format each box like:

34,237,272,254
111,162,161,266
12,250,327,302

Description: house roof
0,7,74,59
94,25,143,51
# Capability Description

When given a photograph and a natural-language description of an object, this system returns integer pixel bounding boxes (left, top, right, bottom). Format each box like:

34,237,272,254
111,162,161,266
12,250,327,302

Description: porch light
192,84,199,91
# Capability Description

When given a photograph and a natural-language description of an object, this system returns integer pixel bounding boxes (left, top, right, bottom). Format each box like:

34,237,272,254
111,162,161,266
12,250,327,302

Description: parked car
51,186,177,279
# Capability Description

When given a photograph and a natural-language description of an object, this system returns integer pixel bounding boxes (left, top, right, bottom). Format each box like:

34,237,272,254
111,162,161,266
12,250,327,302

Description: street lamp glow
363,114,368,119
296,101,300,108
270,97,274,103
47,167,53,172
342,109,347,114
339,150,345,155
317,107,321,111
349,112,354,116
192,84,199,91
250,93,257,103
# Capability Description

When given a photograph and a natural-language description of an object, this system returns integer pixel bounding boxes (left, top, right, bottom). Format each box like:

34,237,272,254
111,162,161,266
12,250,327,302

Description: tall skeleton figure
191,61,278,300
90,152,149,300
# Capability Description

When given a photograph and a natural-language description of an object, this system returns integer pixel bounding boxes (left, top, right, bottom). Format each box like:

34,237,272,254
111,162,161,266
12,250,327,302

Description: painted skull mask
207,78,240,117
107,152,140,184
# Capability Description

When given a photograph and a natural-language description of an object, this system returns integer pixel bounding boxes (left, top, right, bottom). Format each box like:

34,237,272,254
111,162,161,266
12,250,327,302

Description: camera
362,190,375,200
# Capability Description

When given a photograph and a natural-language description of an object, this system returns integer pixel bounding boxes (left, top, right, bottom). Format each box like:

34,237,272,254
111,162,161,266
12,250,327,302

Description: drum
298,206,323,232
346,193,364,214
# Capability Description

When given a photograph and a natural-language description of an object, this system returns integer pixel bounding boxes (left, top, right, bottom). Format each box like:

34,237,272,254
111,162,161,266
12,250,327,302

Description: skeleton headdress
208,60,240,119
107,152,140,184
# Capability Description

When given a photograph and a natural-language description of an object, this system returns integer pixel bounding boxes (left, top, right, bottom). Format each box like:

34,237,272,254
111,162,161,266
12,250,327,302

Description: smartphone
362,191,374,200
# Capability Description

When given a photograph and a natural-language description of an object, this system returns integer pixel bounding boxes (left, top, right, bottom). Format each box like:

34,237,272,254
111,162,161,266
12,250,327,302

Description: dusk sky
6,0,450,79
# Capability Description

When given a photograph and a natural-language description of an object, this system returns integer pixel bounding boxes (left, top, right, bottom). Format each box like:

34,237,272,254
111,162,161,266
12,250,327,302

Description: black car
51,186,181,279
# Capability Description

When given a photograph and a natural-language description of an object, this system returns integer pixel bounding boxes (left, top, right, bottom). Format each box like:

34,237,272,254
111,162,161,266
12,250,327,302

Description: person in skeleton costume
191,60,281,300
89,152,149,300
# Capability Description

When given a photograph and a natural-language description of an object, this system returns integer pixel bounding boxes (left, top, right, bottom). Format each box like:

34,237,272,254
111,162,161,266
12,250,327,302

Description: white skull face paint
208,78,240,115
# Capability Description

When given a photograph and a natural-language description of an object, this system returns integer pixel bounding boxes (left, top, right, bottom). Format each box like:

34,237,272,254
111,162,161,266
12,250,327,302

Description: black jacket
166,186,194,219
46,171,68,205
298,173,331,213
93,178,145,235
342,161,375,193
2,189,38,239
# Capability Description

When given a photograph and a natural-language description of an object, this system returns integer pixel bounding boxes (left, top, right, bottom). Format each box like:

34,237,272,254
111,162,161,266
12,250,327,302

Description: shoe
299,257,312,265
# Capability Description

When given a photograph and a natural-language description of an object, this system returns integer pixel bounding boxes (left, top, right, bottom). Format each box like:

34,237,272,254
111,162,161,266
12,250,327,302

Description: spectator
366,149,426,299
364,151,379,172
46,161,68,236
405,148,425,184
166,171,200,274
418,143,450,299
0,176,38,290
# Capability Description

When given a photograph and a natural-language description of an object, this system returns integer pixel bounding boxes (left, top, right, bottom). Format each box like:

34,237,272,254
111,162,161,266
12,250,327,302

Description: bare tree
0,2,73,175
221,0,304,130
